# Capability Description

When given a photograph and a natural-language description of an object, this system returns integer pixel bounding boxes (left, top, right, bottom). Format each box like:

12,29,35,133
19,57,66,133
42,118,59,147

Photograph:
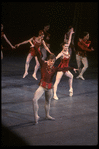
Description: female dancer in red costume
15,30,52,79
32,41,78,124
53,29,75,100
76,32,94,80
1,24,15,59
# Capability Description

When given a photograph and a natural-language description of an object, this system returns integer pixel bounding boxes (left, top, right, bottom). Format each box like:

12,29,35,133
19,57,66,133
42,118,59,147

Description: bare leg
23,53,33,78
45,89,55,120
33,86,44,124
53,71,63,100
32,56,40,80
65,71,73,96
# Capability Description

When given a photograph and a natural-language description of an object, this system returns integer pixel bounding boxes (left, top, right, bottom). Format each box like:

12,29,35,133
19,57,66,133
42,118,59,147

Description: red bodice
58,57,70,68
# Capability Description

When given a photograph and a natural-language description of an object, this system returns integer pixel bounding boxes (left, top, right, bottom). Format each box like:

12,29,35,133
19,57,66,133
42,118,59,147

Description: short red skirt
29,47,42,57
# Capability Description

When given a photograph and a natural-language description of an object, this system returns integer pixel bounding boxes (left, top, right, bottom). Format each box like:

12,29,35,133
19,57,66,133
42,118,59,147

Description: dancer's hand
73,68,78,73
79,38,82,42
91,47,94,51
70,28,75,34
50,52,54,55
15,44,20,48
12,46,16,49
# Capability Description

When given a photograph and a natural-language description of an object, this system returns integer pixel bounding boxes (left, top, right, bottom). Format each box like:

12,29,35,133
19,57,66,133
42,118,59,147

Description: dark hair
47,54,56,60
60,42,67,47
44,24,50,27
68,25,73,30
39,30,44,36
83,32,89,37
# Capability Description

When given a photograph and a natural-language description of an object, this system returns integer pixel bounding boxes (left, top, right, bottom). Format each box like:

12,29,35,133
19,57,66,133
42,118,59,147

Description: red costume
29,36,42,57
35,48,73,89
76,40,92,57
58,57,70,73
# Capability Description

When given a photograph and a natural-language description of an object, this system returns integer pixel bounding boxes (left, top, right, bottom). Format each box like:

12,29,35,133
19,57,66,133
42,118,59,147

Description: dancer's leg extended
53,71,63,100
23,53,33,78
32,56,40,80
45,89,55,120
32,86,45,124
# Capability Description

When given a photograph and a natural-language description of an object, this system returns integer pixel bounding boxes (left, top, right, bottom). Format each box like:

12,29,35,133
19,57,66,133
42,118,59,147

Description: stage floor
1,56,98,146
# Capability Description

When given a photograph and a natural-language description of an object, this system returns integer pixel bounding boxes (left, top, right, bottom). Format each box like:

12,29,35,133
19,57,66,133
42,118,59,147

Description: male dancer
31,41,78,124
76,32,94,80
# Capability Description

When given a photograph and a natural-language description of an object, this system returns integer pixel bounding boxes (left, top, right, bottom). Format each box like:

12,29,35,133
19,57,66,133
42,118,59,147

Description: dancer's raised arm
67,30,74,47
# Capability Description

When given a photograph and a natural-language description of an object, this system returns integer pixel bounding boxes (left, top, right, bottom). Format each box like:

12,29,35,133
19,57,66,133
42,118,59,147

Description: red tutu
58,57,70,72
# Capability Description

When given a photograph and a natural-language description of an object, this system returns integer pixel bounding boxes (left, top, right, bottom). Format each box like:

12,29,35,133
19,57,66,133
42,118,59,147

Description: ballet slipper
23,72,28,78
46,115,55,120
69,88,73,96
32,74,38,80
76,75,85,80
35,115,40,124
53,95,59,100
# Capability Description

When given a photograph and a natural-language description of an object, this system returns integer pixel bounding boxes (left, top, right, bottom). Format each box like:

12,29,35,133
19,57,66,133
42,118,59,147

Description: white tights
76,54,88,76
33,86,54,124
53,71,73,97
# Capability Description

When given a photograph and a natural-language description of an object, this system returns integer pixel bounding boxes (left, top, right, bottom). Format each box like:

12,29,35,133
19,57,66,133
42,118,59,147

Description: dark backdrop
1,2,98,58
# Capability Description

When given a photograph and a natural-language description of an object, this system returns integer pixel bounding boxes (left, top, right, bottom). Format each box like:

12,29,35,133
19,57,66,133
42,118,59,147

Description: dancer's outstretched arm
3,34,15,49
56,52,63,60
15,37,33,48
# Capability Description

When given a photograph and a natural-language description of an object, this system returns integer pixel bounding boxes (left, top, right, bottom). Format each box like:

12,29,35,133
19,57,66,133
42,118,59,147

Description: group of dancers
1,23,94,124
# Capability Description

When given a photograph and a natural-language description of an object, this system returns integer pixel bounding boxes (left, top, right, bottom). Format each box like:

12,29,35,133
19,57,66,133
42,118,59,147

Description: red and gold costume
76,39,91,57
35,48,74,89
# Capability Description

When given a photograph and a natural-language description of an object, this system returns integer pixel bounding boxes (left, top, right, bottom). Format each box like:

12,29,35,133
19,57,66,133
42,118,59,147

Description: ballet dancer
76,32,94,80
40,24,51,60
32,41,78,124
15,30,52,79
53,29,75,100
64,26,75,60
1,24,15,59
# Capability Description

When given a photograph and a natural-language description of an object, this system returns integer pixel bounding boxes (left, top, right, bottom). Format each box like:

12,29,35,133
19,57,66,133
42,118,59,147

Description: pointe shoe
46,115,55,120
79,75,85,80
32,74,38,80
23,72,28,78
53,95,59,100
76,75,85,80
69,88,73,96
35,116,40,124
